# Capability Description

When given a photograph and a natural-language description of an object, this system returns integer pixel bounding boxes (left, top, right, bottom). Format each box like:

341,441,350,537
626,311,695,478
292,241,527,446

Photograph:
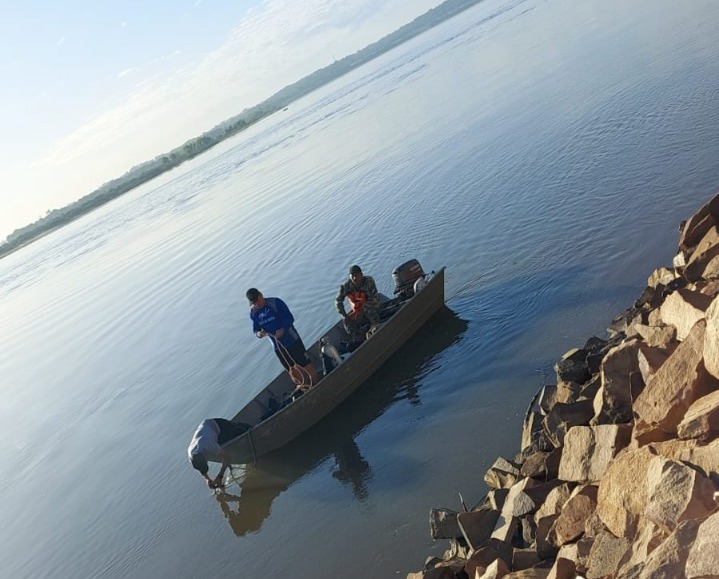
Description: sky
0,0,445,240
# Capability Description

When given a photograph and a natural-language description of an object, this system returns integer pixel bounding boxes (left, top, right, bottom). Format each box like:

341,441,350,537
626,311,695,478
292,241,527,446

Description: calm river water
2,0,719,577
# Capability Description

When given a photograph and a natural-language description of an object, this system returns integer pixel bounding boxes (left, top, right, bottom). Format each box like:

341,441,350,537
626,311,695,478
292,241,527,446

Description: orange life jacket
347,291,366,318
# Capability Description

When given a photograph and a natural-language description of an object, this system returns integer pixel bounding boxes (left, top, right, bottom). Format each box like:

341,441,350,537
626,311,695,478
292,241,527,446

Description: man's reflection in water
214,477,276,537
330,439,371,501
215,439,372,536
402,380,421,407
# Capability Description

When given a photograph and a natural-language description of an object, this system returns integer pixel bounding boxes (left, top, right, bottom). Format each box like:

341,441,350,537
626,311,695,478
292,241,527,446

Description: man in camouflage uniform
335,264,381,343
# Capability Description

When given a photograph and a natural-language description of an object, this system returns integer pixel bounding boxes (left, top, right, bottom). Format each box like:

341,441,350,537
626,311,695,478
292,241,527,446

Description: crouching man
187,418,249,488
336,264,381,343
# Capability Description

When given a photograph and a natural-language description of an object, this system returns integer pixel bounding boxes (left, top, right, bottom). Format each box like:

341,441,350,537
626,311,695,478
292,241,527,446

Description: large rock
521,411,545,454
647,267,677,289
575,537,594,575
492,478,534,542
557,425,632,483
516,480,565,516
647,307,664,327
644,456,718,532
478,557,510,579
465,540,513,579
658,289,712,340
634,284,660,312
614,517,667,579
534,483,575,524
458,507,501,550
649,438,719,479
704,295,719,379
634,323,677,350
584,336,610,375
685,511,719,577
546,557,575,579
430,508,462,540
554,349,591,386
520,517,536,547
636,516,703,578
585,531,631,579
634,320,719,434
487,489,510,512
684,224,719,282
542,399,594,447
631,420,676,447
636,344,674,385
554,381,582,404
699,279,719,297
696,253,719,280
677,389,719,440
550,485,598,547
485,458,521,490
537,384,560,415
535,514,559,561
674,248,688,272
592,340,644,424
520,449,561,480
596,447,656,538
579,375,602,402
583,511,607,538
534,483,575,559
443,538,471,561
678,191,719,252
511,549,541,572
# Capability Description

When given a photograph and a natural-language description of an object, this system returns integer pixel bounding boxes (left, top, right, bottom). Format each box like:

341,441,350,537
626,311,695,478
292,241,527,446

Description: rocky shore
408,192,719,579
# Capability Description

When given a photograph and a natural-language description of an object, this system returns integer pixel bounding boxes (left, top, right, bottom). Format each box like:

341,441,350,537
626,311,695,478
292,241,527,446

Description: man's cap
349,265,362,275
246,288,261,302
190,453,209,476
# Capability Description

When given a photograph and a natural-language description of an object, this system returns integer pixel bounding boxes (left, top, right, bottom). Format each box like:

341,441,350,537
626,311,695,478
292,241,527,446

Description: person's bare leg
289,366,303,385
304,363,320,385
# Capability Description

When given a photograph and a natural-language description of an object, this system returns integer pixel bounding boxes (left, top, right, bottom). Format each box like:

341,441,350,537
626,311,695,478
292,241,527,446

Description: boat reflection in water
214,305,468,537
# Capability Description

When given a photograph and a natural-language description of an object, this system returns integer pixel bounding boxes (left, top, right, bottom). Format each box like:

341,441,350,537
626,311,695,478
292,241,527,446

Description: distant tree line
1,0,483,259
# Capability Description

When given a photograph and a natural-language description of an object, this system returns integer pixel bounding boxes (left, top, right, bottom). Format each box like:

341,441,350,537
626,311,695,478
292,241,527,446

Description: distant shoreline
1,0,484,262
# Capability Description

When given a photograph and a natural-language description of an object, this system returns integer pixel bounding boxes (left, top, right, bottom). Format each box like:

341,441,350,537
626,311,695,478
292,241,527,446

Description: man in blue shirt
246,288,320,386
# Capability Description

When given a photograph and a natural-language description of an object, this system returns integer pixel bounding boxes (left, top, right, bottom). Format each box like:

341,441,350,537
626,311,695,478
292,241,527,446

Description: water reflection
215,305,468,536
331,439,371,501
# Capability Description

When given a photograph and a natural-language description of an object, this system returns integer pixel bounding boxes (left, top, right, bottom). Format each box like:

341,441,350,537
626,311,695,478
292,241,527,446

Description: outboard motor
392,259,425,300
321,336,343,375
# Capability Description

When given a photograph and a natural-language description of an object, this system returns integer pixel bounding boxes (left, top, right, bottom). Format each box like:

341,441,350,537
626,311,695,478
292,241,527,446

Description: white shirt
187,419,222,460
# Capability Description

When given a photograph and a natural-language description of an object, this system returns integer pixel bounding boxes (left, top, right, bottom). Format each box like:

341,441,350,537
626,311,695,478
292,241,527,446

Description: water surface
2,0,719,576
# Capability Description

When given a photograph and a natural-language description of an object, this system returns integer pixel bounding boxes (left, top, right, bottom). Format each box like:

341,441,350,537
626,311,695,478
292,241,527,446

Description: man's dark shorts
274,339,311,370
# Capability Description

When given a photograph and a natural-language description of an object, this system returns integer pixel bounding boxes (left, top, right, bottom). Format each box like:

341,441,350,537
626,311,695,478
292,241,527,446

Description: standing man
336,265,381,343
246,288,320,386
188,418,249,488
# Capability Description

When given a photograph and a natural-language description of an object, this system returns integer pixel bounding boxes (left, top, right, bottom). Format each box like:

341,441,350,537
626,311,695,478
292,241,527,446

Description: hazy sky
1,0,444,240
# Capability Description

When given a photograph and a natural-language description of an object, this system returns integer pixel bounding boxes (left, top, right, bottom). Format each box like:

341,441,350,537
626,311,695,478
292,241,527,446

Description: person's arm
251,310,265,338
212,449,230,487
203,472,217,487
335,284,348,317
365,276,379,305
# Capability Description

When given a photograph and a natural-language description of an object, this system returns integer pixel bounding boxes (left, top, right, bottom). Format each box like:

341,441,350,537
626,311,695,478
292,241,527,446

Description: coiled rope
265,330,314,390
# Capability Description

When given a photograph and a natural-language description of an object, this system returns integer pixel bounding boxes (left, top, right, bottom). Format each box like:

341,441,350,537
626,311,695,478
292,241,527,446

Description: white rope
267,331,314,390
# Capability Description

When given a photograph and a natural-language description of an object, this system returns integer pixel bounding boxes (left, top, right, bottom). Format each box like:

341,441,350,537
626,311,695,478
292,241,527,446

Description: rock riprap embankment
409,192,719,579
